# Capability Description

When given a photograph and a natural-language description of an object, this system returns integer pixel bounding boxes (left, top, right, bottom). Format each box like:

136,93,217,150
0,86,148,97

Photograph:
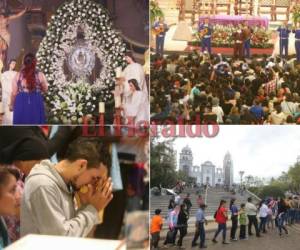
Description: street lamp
239,171,245,185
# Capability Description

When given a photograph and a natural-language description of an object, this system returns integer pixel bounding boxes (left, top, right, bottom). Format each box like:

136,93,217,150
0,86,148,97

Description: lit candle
115,96,121,108
99,102,105,113
115,67,122,78
0,102,4,114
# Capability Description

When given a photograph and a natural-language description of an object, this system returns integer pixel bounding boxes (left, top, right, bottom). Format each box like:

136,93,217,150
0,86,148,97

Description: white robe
124,90,149,126
0,70,17,124
122,62,148,102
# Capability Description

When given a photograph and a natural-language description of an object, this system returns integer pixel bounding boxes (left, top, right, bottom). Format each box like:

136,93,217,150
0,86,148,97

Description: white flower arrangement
47,80,96,123
36,0,127,123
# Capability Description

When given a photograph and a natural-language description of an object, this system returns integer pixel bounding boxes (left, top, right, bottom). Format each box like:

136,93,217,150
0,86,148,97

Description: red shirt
216,207,227,224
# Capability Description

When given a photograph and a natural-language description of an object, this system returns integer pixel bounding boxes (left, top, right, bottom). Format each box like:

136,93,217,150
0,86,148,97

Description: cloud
171,126,300,182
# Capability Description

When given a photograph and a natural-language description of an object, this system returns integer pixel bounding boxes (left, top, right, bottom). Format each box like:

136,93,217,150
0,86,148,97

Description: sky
169,126,300,183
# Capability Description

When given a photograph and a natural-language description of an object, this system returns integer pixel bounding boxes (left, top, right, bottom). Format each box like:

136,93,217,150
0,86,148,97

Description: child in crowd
239,203,247,240
150,209,163,250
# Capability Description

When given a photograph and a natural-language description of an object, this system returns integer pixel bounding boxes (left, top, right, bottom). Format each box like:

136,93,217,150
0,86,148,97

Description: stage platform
159,24,297,56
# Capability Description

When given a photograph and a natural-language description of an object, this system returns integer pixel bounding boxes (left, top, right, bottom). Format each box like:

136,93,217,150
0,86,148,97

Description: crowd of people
150,51,300,125
0,126,149,249
150,192,300,249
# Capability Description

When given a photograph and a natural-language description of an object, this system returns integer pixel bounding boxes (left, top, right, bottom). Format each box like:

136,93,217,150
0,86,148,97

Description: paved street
156,224,300,250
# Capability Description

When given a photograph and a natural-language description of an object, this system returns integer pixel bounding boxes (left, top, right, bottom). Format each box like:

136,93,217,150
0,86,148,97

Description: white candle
115,67,122,78
115,96,121,108
99,102,105,113
0,102,4,114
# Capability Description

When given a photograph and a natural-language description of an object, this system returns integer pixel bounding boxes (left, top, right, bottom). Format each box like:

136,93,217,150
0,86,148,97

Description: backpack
214,209,218,219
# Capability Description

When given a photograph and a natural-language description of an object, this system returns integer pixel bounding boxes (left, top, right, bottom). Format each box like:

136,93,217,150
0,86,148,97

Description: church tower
223,152,233,188
179,145,193,176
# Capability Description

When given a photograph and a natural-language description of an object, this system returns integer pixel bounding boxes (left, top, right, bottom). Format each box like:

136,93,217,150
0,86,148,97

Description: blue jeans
213,223,226,242
280,39,289,58
199,222,206,247
295,41,300,62
259,217,267,233
201,37,211,54
156,35,165,56
244,39,251,58
289,208,297,224
296,209,300,223
277,214,288,235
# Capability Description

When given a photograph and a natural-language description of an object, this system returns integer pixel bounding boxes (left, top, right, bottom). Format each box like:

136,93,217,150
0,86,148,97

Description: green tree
150,137,177,188
288,163,300,192
258,185,285,199
177,170,190,184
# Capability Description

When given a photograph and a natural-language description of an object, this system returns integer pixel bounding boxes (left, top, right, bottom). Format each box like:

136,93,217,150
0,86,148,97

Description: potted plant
150,1,164,49
292,5,300,26
150,0,164,25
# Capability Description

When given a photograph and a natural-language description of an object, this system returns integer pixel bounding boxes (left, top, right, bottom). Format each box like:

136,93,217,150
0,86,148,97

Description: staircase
150,187,261,222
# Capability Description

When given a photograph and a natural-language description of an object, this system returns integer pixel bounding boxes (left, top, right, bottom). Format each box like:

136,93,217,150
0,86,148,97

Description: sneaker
200,246,207,249
212,239,218,243
222,241,230,244
230,238,238,241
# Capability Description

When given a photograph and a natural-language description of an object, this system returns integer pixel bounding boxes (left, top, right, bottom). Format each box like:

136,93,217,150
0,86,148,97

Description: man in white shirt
258,201,269,233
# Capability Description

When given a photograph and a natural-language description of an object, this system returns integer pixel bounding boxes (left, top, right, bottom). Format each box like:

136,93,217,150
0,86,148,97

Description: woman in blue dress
9,53,48,124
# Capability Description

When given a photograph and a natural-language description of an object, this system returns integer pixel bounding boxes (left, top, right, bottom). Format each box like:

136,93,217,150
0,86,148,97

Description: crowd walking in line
150,191,300,249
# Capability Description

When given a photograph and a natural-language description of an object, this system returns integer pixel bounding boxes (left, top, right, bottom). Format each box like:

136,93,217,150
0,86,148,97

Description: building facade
223,152,234,188
179,145,193,176
179,146,233,187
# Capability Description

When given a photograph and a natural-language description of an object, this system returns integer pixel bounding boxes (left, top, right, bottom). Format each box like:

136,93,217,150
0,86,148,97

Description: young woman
120,52,147,109
276,198,289,236
212,200,229,244
10,53,48,124
230,198,238,241
0,167,21,248
163,205,180,246
177,204,189,248
123,78,149,125
258,200,268,234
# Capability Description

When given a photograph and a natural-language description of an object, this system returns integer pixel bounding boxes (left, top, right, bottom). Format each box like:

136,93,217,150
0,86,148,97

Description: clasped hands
77,177,113,212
